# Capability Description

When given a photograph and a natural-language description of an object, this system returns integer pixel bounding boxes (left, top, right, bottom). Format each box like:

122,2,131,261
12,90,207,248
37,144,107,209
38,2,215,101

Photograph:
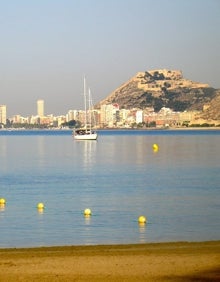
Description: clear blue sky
1,0,220,116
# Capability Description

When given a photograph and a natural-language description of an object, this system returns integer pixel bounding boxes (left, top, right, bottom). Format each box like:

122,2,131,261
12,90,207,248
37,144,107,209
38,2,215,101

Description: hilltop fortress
136,69,209,91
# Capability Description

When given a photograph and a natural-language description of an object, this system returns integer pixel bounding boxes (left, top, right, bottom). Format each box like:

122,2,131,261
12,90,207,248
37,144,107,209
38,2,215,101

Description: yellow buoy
152,144,159,152
0,198,6,205
138,216,147,224
152,143,159,151
84,208,92,216
37,202,44,209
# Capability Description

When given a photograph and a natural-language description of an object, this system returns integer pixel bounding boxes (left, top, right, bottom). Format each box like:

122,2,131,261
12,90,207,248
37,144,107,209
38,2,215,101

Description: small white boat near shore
74,129,98,140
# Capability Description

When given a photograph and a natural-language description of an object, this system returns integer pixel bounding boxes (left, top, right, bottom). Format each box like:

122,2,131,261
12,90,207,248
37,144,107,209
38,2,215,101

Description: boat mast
83,77,87,130
88,88,92,132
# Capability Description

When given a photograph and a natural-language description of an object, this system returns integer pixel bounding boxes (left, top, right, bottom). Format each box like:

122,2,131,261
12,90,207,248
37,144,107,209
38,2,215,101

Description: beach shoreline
0,241,219,281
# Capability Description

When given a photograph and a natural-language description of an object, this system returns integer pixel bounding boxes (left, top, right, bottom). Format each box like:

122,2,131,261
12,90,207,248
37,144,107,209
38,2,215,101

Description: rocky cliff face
97,69,219,119
199,90,220,120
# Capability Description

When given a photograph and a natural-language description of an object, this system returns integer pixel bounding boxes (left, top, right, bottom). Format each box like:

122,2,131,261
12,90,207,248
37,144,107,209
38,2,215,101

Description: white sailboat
73,78,98,140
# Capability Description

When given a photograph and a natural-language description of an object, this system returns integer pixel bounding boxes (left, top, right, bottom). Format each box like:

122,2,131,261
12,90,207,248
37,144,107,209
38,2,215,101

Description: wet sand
0,241,219,281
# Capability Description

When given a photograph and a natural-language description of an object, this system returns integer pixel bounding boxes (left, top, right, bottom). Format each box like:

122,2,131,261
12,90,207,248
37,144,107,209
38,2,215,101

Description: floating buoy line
0,199,147,227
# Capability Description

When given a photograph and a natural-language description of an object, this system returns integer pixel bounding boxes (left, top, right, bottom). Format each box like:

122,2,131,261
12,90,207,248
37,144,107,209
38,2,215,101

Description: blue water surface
0,129,219,248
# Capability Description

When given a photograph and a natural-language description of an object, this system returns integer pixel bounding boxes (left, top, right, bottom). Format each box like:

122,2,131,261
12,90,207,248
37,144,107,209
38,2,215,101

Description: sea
0,129,219,248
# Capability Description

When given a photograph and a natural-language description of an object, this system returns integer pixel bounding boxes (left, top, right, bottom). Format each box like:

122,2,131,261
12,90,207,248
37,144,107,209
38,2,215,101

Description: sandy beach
0,241,219,281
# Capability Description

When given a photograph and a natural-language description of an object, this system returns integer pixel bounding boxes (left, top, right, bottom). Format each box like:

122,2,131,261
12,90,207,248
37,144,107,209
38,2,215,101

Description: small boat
73,78,98,140
74,128,97,140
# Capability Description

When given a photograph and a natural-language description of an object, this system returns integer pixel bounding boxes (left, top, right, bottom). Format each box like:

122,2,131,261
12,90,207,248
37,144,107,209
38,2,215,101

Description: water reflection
37,136,45,168
0,204,6,212
138,223,147,243
98,135,152,166
83,214,93,245
84,215,91,225
82,140,97,169
0,137,7,157
37,209,45,246
0,137,7,172
37,208,44,215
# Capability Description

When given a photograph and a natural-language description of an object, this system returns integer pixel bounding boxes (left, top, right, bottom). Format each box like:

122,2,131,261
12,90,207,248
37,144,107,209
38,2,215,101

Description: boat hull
74,131,98,140
74,134,97,140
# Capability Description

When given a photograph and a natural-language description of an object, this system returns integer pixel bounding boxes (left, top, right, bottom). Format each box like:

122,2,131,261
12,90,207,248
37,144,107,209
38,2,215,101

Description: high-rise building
0,105,7,125
100,104,120,127
37,99,44,117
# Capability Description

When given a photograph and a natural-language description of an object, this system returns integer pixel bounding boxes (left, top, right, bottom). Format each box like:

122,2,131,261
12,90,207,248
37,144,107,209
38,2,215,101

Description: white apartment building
100,104,120,127
0,105,7,125
136,110,143,124
66,110,79,122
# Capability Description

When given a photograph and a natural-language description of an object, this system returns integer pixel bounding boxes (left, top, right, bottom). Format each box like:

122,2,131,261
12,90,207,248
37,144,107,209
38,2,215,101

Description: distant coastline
1,126,220,132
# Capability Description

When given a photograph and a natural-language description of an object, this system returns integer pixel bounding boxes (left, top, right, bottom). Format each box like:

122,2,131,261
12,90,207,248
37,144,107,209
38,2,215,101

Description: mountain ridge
96,69,220,121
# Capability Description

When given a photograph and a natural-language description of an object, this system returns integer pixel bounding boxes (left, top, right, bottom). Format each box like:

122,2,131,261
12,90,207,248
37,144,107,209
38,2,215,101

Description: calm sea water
0,129,219,248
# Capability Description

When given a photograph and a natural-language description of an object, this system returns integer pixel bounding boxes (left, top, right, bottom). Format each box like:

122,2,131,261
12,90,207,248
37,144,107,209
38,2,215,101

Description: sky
0,0,220,117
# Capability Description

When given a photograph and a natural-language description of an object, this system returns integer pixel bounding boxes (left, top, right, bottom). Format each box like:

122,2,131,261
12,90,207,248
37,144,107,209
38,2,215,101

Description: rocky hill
97,69,220,120
198,90,220,120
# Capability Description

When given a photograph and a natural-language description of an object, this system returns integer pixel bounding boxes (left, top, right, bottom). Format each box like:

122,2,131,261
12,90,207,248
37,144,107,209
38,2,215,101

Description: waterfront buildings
2,100,219,128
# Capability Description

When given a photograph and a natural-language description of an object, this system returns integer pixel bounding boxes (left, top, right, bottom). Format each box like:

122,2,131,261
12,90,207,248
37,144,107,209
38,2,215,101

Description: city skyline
1,1,220,117
1,99,219,129
2,98,82,119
